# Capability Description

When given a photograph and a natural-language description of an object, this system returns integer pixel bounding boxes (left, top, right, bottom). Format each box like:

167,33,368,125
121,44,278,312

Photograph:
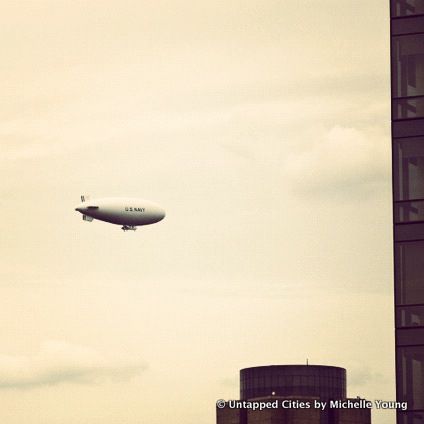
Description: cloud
284,125,390,197
219,377,239,388
348,366,387,389
0,341,146,390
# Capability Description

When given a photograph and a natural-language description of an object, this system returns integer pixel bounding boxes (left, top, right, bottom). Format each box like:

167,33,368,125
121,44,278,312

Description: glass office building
240,365,346,401
391,1,424,423
217,365,370,424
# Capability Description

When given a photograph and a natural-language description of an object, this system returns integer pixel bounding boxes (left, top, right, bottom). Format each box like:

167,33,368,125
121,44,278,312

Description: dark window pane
397,328,424,344
392,0,424,17
396,200,424,222
392,35,424,98
393,118,424,137
398,411,424,424
395,241,424,304
392,16,424,35
393,137,424,201
395,222,424,241
397,305,424,327
394,97,424,119
397,346,424,409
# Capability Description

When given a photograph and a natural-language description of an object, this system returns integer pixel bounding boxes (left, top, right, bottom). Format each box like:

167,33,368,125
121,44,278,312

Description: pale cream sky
1,1,393,423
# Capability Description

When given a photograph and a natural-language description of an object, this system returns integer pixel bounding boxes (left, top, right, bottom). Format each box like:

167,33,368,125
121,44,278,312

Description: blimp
75,195,165,231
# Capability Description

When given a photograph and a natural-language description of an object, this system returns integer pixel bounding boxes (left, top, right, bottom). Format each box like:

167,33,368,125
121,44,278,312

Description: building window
395,200,424,223
392,34,424,99
394,137,424,201
394,97,424,119
395,241,424,305
397,305,424,327
397,346,424,409
392,0,424,17
397,411,424,424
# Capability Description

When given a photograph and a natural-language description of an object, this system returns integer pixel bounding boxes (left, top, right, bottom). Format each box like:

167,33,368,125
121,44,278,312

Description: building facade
390,1,424,423
216,365,371,424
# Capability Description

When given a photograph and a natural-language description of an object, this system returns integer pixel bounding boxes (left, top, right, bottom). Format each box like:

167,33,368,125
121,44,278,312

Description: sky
0,1,393,423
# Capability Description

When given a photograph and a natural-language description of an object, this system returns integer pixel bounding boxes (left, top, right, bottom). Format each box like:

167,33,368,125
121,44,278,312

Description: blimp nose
75,204,85,212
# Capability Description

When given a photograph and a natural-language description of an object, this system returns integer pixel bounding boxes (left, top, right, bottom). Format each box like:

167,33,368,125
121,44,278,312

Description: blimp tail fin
80,195,90,202
83,214,93,222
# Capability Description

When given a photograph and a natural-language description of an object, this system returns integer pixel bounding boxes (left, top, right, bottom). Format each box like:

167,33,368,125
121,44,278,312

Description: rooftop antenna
306,358,309,366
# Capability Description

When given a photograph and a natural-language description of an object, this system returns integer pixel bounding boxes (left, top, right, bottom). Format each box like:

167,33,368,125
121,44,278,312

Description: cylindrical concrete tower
240,365,346,400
